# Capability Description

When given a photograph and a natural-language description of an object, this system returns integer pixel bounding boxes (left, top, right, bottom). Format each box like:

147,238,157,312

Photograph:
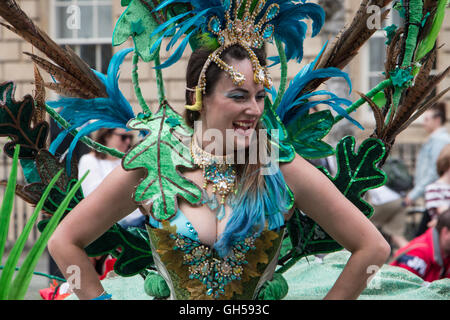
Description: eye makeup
225,89,266,101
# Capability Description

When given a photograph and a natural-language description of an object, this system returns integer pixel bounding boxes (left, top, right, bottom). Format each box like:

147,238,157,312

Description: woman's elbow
368,238,391,265
48,230,63,259
48,227,75,259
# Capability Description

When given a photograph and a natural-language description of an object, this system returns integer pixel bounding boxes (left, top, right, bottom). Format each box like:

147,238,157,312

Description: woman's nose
246,98,263,117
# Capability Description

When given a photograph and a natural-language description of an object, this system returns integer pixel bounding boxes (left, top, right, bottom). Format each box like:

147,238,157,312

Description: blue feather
275,55,361,130
47,48,136,173
151,0,325,68
150,11,193,54
166,8,211,51
214,166,290,257
155,30,196,69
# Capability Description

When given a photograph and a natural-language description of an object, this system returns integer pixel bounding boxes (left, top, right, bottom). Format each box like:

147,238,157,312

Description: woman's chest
177,190,232,246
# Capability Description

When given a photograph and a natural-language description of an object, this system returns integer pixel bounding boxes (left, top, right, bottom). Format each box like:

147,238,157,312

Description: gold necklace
190,136,236,220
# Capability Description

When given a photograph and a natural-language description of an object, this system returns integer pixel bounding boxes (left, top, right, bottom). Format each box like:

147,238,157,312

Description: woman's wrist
91,290,112,300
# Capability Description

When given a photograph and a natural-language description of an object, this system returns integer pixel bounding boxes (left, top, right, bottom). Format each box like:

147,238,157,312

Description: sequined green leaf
286,110,335,159
0,82,49,159
326,136,387,213
113,0,161,62
85,224,154,277
23,150,83,216
123,103,202,221
261,97,295,163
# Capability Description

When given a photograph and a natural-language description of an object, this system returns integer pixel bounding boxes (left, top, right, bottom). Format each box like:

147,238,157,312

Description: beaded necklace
190,136,237,220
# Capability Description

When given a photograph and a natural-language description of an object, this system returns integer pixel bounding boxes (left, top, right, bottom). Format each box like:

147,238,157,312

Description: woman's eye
230,95,246,101
256,95,266,101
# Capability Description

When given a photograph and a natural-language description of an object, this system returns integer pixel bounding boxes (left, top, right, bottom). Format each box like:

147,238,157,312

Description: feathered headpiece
150,0,325,109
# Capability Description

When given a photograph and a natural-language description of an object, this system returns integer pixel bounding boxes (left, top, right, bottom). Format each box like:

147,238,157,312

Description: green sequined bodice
146,223,284,300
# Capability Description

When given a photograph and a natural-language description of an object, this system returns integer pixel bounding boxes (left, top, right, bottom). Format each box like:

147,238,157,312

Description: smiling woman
44,0,392,300
5,0,448,302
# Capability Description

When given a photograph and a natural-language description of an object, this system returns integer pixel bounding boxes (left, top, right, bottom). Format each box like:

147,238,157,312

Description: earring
185,86,203,111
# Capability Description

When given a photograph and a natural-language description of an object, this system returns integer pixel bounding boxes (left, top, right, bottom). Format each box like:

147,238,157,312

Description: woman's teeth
233,121,252,129
233,122,254,136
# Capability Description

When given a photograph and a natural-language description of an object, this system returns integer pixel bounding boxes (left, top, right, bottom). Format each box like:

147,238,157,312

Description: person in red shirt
390,209,450,282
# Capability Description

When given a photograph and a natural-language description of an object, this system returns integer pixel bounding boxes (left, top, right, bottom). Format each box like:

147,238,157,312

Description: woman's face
105,128,133,153
199,58,266,155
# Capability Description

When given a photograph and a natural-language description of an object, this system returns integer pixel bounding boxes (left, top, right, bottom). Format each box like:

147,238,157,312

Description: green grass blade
0,145,20,265
0,169,64,300
8,170,89,300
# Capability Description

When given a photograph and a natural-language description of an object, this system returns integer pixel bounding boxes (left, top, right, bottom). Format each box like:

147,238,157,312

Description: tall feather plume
387,48,438,132
382,27,405,116
22,52,97,99
300,0,392,97
419,0,438,42
396,86,450,134
358,91,384,137
32,63,46,125
0,0,107,99
386,65,450,141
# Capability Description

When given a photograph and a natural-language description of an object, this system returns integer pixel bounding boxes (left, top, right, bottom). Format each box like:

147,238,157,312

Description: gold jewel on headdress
200,0,278,93
185,0,278,111
190,136,236,219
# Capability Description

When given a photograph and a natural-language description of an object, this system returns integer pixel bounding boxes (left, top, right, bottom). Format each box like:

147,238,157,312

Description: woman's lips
232,121,255,136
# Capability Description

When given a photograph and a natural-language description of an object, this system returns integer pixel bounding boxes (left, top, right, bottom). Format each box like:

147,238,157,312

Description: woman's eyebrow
227,88,248,94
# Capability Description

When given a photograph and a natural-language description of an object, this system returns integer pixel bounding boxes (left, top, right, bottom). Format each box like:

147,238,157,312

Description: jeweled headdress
150,0,325,110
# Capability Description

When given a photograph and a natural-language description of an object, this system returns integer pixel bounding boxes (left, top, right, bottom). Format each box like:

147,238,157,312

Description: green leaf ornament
0,82,49,159
113,0,162,62
23,150,84,217
123,103,202,221
286,110,335,159
261,97,295,163
85,224,154,277
283,137,387,264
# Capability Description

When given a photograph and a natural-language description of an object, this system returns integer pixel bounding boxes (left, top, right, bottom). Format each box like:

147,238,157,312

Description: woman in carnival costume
0,0,449,300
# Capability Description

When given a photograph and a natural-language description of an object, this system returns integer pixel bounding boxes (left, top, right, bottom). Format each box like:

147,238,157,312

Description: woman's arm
280,154,390,300
48,165,146,300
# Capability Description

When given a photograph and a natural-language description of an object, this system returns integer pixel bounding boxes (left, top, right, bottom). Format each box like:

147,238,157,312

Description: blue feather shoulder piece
47,48,136,172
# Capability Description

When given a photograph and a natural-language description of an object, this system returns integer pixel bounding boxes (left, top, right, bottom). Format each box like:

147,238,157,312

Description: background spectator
390,208,450,282
404,102,450,207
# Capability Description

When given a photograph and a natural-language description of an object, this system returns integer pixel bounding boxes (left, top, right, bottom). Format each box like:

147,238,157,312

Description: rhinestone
223,0,231,11
233,72,245,84
267,5,279,20
263,24,274,39
209,17,221,33
257,68,265,82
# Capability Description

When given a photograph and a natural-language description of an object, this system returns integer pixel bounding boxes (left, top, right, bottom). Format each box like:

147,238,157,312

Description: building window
51,0,113,74
366,6,404,92
361,5,437,124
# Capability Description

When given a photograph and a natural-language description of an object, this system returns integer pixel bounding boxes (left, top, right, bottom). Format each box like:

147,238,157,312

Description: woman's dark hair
184,44,267,127
94,128,116,159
